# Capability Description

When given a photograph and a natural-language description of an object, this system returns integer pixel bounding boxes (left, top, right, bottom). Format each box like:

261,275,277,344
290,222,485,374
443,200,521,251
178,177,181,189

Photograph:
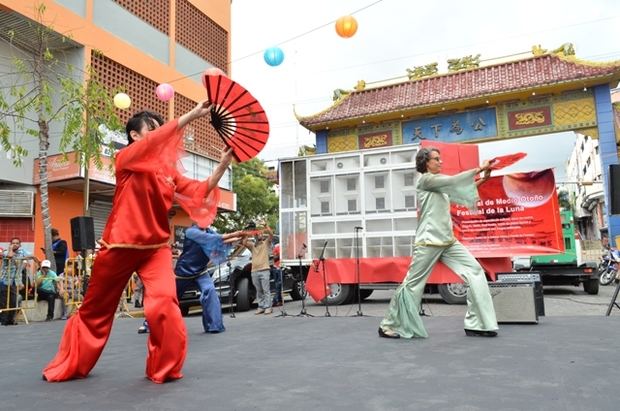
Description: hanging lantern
204,67,226,77
113,92,131,109
263,47,284,67
335,15,358,38
155,83,174,101
202,67,226,89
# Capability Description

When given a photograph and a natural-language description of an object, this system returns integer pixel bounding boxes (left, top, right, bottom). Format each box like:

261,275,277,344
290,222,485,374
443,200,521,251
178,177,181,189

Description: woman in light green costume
379,147,499,339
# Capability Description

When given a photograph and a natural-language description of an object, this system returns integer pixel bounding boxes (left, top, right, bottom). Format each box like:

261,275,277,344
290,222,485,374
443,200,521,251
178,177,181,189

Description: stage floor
1,313,619,410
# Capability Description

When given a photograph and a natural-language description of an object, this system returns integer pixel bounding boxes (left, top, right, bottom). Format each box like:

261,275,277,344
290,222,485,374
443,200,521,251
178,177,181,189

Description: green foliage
0,3,121,269
0,5,121,169
212,158,279,233
558,189,573,211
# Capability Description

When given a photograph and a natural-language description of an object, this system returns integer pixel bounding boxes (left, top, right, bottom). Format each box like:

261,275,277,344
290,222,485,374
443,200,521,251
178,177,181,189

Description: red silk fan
202,73,269,162
489,152,527,170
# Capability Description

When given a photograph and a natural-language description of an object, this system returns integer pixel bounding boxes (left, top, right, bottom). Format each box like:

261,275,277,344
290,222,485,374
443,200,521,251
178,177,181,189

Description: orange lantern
335,15,358,38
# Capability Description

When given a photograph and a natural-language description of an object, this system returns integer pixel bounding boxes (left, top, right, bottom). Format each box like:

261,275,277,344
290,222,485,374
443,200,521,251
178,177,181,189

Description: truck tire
235,277,252,312
324,284,352,305
438,283,467,305
583,278,599,295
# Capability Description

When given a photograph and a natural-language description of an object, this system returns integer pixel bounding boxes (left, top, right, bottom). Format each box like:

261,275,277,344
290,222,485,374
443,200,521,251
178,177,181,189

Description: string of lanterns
113,14,360,109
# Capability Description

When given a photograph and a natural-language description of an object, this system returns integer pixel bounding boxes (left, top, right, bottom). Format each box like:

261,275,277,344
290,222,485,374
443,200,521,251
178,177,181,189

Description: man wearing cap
36,259,61,321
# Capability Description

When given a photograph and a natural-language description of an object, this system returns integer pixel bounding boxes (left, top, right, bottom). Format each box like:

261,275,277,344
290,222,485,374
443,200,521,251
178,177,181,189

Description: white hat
41,259,51,268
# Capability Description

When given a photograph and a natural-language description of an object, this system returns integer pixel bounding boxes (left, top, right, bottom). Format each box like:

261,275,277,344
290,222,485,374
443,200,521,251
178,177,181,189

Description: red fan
202,73,269,162
489,152,527,170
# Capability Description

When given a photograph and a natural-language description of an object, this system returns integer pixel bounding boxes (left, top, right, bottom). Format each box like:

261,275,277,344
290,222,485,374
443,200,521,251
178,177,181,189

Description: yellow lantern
335,15,358,38
113,92,131,109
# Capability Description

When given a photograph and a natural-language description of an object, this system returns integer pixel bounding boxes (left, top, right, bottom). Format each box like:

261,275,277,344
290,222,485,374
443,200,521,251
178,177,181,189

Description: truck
515,210,599,294
278,143,518,305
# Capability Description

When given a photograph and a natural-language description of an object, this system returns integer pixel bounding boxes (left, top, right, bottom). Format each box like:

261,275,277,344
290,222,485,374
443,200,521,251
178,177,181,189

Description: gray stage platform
1,314,619,411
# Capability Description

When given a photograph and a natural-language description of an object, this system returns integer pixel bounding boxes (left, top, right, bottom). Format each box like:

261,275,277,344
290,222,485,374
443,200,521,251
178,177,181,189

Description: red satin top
101,119,219,249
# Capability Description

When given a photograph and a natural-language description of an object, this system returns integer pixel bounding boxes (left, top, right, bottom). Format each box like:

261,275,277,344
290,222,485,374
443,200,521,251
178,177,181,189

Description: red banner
453,169,563,257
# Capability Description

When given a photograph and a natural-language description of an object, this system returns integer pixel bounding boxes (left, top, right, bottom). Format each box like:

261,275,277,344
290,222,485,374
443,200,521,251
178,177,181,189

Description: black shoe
464,329,498,337
45,316,53,322
378,327,400,339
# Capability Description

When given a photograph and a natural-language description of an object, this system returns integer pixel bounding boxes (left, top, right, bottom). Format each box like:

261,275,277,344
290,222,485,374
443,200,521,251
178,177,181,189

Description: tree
213,158,279,232
0,4,120,271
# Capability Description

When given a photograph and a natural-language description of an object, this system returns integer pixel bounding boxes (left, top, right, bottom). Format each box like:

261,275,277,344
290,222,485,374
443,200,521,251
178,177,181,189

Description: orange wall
1,0,230,102
33,188,84,260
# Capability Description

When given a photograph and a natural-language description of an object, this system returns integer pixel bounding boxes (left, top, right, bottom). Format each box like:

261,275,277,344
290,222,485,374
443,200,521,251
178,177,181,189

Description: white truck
278,144,478,304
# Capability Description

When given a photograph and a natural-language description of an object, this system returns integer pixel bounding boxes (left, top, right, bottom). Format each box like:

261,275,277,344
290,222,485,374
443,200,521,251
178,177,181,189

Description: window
321,201,330,214
586,157,591,167
320,180,330,193
347,199,357,212
405,195,415,208
580,142,585,151
404,173,414,186
346,178,357,191
376,197,385,210
375,175,385,189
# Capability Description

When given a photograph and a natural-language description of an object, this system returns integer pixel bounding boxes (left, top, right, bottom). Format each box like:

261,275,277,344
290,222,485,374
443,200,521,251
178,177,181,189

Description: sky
230,0,620,180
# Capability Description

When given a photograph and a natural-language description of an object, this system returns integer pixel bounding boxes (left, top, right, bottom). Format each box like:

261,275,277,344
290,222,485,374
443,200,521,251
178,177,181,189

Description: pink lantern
155,83,174,101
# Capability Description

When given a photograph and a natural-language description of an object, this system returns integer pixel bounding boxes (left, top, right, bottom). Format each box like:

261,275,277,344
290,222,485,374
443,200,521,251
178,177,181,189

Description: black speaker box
609,164,620,215
70,216,96,251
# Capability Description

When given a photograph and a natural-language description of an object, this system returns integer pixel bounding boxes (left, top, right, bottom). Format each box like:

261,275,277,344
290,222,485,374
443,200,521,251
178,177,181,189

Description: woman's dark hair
415,147,439,173
125,111,164,145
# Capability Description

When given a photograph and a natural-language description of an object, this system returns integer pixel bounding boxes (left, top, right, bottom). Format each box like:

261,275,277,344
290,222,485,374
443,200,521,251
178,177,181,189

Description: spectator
271,242,283,307
242,223,274,315
0,237,27,326
36,259,61,321
51,228,68,275
175,224,242,333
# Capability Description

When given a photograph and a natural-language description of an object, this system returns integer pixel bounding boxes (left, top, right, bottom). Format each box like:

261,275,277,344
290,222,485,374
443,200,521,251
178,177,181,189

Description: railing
1,253,177,324
0,257,38,324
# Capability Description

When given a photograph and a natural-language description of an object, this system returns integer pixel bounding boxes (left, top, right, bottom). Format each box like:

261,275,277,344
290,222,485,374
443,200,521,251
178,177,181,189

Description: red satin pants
42,246,187,383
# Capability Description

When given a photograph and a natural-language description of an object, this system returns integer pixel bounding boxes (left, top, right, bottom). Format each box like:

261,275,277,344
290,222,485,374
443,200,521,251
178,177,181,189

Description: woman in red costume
43,100,233,383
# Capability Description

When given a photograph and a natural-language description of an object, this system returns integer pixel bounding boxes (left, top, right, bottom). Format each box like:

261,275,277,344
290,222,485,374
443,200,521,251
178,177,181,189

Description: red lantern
202,67,227,89
335,15,358,38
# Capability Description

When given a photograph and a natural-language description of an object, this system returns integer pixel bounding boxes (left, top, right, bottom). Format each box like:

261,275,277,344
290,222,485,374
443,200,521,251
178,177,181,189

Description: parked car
178,245,305,315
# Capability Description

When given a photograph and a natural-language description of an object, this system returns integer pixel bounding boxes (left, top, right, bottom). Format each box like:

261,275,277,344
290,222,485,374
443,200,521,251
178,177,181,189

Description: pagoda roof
298,53,620,131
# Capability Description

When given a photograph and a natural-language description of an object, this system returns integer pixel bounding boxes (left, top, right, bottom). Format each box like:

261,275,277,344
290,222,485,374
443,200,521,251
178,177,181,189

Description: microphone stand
316,240,331,317
296,243,313,317
353,227,364,317
274,264,290,317
227,260,236,318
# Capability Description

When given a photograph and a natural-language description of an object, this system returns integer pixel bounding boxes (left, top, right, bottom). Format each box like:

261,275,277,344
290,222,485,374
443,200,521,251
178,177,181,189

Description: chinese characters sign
358,131,392,149
402,107,497,144
508,106,552,130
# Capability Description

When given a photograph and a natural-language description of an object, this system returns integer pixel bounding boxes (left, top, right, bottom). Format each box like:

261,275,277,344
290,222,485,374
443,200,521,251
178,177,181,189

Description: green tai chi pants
380,241,498,338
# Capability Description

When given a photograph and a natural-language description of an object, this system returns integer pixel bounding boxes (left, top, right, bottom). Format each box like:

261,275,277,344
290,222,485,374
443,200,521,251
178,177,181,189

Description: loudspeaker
610,164,620,215
489,282,538,324
70,216,96,251
496,272,545,317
